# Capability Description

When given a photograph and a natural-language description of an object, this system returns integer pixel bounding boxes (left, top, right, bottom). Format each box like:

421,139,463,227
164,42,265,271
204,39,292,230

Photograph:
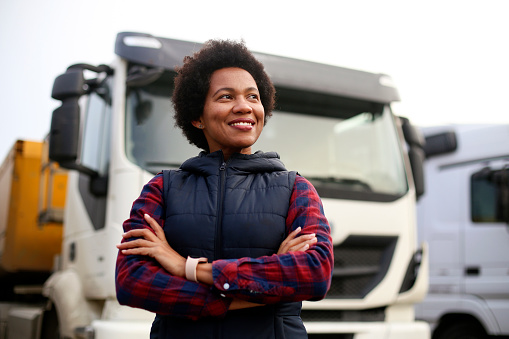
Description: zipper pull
220,162,226,171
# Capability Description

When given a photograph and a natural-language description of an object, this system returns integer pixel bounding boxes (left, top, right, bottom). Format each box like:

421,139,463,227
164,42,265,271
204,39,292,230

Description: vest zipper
214,160,227,260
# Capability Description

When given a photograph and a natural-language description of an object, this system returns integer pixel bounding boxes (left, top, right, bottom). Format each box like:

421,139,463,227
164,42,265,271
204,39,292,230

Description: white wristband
185,256,208,282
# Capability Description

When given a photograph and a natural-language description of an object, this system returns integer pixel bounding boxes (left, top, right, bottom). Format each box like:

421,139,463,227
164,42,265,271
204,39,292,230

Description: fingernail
295,227,301,232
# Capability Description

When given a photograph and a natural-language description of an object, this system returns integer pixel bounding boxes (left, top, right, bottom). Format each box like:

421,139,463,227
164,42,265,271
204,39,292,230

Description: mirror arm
68,63,113,75
59,161,98,177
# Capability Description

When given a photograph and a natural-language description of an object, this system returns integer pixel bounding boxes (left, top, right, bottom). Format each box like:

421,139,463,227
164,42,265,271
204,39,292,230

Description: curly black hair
172,39,275,151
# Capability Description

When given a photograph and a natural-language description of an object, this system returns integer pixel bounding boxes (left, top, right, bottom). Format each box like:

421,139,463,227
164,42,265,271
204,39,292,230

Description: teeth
230,122,253,126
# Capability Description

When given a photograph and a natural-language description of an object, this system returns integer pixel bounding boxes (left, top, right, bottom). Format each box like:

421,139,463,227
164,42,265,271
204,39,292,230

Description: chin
233,139,257,149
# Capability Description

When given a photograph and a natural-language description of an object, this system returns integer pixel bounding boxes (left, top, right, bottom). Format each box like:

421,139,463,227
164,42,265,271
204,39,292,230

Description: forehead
209,67,258,89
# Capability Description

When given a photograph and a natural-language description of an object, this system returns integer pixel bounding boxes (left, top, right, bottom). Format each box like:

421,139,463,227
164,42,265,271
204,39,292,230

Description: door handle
465,267,480,276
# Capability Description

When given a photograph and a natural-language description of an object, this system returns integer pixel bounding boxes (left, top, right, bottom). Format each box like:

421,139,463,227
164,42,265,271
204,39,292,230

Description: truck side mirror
399,117,425,200
48,64,111,178
49,98,80,164
423,131,457,158
48,69,86,165
51,69,87,101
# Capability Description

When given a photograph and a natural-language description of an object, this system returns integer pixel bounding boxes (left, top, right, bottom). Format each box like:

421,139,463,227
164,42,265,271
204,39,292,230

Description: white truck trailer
1,32,429,339
415,124,509,338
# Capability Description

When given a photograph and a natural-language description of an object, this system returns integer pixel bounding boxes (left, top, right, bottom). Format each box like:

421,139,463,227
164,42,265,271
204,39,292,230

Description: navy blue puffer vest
150,151,306,339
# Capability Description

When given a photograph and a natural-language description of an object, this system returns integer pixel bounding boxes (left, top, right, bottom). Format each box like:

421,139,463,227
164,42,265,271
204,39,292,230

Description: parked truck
415,124,509,338
0,32,429,338
0,139,67,338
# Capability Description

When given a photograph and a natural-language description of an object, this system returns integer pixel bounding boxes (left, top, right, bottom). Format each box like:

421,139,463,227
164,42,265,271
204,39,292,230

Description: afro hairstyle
172,39,275,151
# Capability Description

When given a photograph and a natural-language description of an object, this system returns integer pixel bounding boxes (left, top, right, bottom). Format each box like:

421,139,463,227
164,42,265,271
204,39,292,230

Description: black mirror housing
49,68,84,166
52,70,87,101
48,64,112,177
49,98,80,164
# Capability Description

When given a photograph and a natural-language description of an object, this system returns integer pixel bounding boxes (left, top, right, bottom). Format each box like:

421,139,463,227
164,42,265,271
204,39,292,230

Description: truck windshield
125,74,408,201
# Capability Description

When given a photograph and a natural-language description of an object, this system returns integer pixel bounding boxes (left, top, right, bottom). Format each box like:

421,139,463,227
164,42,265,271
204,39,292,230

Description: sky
1,0,508,161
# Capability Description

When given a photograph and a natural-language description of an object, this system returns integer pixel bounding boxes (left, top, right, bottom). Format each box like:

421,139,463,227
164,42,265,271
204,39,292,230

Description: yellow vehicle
0,139,66,338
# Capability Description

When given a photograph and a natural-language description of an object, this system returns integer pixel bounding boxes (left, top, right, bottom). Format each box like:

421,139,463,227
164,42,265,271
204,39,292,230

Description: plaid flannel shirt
115,173,333,320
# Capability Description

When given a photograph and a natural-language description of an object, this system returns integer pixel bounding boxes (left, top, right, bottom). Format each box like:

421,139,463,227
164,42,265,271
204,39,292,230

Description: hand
277,227,317,255
117,214,186,278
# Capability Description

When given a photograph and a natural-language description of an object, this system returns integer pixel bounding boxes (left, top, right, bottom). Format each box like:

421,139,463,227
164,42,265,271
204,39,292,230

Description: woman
115,39,333,338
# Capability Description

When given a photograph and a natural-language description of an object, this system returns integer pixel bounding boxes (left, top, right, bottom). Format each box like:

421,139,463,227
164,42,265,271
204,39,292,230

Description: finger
122,228,157,241
279,227,301,249
288,227,302,239
144,213,161,229
286,233,315,248
292,243,310,252
122,228,150,238
119,247,153,256
144,214,166,239
288,235,317,252
117,238,156,250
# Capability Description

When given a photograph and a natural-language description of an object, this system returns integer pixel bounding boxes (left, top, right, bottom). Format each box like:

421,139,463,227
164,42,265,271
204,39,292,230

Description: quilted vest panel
162,151,296,261
152,151,306,339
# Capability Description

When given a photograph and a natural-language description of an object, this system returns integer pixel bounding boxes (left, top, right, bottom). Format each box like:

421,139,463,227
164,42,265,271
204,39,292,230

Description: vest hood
180,150,288,175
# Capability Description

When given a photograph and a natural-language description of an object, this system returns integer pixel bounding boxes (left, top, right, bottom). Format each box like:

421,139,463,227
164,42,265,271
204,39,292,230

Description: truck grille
326,235,398,298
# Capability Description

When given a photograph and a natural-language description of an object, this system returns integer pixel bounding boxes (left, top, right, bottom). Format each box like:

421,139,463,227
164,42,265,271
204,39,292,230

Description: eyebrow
212,87,259,97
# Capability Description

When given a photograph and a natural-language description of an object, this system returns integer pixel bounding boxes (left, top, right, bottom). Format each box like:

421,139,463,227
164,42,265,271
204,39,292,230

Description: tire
434,321,487,339
40,306,60,339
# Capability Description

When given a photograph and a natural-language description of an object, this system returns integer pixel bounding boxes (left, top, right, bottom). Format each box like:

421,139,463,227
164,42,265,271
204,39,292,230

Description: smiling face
193,67,265,159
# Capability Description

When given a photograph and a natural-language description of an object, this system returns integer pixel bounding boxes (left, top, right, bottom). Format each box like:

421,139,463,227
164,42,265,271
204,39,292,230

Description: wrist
196,262,214,285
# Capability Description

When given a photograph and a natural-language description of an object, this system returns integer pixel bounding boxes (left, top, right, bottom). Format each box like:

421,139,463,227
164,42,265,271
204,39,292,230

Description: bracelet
185,256,208,282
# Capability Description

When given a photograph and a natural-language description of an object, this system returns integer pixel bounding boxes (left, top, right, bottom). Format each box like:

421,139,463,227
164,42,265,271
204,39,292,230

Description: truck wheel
40,306,60,339
433,321,487,339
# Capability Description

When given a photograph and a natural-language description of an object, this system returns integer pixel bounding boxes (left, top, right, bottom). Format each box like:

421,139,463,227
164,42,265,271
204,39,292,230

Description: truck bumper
89,320,152,339
305,321,430,339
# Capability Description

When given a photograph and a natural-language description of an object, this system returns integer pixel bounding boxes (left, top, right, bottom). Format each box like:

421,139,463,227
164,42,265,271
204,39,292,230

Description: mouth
228,119,255,127
229,121,254,127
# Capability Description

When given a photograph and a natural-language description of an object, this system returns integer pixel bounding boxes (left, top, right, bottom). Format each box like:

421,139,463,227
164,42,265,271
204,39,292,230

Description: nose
233,98,252,114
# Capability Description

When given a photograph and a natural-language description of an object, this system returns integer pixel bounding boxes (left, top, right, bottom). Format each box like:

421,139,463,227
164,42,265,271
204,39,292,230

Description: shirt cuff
198,285,233,319
212,259,239,294
212,258,296,299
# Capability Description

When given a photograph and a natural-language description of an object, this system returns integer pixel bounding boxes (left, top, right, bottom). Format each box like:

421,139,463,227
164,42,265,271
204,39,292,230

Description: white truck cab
415,124,509,338
1,32,429,339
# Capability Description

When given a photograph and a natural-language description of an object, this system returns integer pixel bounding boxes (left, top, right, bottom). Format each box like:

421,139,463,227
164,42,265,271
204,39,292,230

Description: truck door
465,160,509,332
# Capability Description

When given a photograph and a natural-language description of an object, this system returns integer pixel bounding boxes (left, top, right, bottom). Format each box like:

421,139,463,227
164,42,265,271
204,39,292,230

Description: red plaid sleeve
212,175,333,304
115,173,232,320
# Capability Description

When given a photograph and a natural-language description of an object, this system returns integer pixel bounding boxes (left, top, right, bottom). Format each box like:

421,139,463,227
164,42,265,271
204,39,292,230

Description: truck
415,124,509,338
0,32,429,339
0,139,67,339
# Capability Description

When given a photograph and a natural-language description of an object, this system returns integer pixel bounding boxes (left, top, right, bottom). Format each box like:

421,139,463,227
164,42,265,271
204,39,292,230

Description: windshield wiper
143,162,183,174
306,176,372,192
145,161,183,168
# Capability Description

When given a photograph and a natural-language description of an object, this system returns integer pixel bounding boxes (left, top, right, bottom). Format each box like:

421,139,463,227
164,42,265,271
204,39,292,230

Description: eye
218,94,233,100
247,94,259,101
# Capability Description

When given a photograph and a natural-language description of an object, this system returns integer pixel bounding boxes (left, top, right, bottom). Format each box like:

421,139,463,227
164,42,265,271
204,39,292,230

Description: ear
191,120,204,129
